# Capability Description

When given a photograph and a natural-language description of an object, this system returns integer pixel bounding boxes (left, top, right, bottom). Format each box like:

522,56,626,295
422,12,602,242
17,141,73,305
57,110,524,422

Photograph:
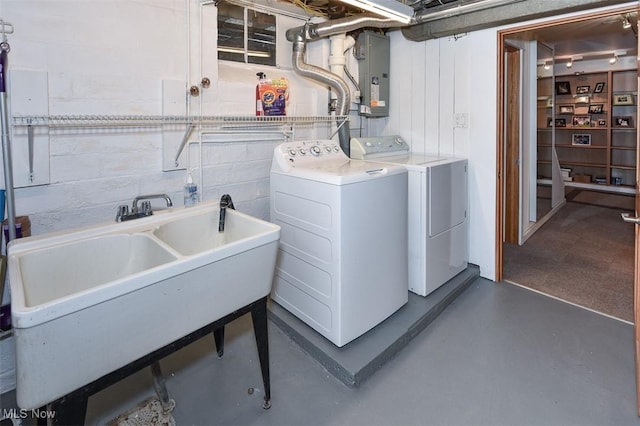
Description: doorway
497,6,638,322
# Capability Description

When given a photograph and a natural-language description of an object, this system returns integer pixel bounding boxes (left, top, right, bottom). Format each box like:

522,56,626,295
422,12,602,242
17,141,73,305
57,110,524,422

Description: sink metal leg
151,362,175,413
250,298,271,409
213,326,225,357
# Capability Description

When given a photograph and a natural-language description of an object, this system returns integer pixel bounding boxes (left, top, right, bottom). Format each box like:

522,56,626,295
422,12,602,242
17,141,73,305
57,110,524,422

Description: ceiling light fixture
566,58,573,68
544,61,551,70
610,53,618,65
623,15,632,29
338,0,414,24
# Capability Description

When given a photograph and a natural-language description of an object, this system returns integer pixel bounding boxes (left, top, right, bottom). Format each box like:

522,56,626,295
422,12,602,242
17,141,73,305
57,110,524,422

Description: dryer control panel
272,140,346,172
350,135,409,159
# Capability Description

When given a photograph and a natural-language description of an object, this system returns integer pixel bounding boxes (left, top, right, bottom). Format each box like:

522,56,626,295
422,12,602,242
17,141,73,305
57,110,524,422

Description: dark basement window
217,2,276,66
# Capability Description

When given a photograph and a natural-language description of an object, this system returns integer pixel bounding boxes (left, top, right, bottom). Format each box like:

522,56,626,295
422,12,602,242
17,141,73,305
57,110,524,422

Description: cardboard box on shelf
573,174,592,183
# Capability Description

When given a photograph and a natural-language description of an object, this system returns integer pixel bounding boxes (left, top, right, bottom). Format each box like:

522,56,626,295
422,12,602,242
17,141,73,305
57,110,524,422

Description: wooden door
636,16,640,414
505,47,520,244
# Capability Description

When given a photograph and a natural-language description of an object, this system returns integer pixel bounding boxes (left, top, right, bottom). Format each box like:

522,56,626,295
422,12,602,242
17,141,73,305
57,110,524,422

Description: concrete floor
3,278,639,425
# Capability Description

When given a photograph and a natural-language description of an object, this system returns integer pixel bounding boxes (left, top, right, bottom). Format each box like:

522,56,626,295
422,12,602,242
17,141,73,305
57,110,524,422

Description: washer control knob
395,137,404,145
333,145,340,153
365,141,372,147
288,149,297,156
325,145,332,153
299,148,306,155
310,146,321,156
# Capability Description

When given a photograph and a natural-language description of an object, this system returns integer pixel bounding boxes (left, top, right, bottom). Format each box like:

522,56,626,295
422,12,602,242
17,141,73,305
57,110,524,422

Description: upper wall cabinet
537,68,637,192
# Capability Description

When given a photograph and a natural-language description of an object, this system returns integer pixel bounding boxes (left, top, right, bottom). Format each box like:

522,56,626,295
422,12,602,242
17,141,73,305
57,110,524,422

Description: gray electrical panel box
356,31,390,117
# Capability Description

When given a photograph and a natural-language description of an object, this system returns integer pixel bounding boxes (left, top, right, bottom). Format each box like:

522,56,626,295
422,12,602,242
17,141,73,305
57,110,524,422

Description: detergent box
257,76,288,116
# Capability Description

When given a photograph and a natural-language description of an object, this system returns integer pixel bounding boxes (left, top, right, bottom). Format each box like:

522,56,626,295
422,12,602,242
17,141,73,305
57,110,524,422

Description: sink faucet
116,194,173,222
218,194,235,232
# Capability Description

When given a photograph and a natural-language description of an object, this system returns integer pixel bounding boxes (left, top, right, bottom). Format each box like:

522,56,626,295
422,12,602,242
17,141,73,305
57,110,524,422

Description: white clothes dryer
351,135,468,297
270,140,408,347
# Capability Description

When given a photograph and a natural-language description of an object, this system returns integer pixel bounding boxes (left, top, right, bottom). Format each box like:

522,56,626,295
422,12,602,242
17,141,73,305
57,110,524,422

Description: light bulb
566,59,573,68
610,54,618,65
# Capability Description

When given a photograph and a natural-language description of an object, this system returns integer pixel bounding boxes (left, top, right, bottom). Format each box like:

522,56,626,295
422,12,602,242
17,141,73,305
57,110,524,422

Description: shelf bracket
27,118,34,182
174,122,195,168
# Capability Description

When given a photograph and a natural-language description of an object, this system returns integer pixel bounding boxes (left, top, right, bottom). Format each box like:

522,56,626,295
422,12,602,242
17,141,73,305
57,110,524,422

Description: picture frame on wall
555,81,571,95
594,82,605,93
546,98,553,108
598,119,607,126
576,85,590,94
571,134,591,146
613,116,633,127
559,105,574,114
547,117,553,127
555,118,567,127
575,96,590,104
613,94,634,105
588,104,604,114
572,115,591,127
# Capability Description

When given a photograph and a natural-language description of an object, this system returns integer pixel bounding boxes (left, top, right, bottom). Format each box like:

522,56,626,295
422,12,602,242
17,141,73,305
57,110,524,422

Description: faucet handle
141,200,152,214
116,205,129,222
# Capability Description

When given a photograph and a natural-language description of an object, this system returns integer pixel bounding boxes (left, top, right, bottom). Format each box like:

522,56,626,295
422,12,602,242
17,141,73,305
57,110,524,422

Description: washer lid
273,157,407,185
272,140,406,184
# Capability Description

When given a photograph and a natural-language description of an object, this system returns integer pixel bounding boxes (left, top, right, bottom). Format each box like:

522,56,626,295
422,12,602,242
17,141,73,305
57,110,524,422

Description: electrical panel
356,31,390,117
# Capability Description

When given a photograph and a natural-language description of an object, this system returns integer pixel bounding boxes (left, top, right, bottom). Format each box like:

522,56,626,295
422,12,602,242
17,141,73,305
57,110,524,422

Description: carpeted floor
504,191,635,322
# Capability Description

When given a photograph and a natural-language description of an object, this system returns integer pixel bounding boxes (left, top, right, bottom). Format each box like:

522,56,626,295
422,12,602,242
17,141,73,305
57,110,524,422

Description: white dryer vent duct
286,15,405,156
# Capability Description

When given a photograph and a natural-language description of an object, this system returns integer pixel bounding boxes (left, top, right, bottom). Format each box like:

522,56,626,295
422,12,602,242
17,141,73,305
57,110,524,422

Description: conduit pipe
287,16,405,155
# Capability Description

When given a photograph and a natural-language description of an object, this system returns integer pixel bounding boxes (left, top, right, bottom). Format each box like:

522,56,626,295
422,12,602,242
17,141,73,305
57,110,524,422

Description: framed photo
588,104,604,114
546,117,553,127
572,115,591,127
558,105,574,114
594,82,605,93
572,134,591,146
555,81,571,95
555,118,566,127
613,116,633,127
576,85,590,94
613,94,634,105
598,119,607,127
575,95,590,104
546,98,553,108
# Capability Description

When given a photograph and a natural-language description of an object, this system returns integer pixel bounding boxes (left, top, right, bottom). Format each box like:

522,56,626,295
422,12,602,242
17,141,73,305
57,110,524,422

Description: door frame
495,4,637,278
496,4,640,415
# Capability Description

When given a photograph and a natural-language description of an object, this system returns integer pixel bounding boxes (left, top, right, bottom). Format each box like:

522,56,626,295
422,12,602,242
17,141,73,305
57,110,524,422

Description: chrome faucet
218,194,235,232
116,194,173,222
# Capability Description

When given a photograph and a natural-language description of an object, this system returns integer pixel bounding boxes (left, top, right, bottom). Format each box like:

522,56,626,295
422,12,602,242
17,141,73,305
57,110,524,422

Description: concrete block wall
0,0,329,237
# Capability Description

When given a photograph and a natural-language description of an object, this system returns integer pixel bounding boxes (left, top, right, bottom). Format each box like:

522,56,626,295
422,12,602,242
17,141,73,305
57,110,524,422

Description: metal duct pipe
287,17,408,155
291,28,352,154
286,14,403,42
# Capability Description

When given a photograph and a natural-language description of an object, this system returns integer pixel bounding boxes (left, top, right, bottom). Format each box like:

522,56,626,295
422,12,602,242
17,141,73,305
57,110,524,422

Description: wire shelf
12,115,348,128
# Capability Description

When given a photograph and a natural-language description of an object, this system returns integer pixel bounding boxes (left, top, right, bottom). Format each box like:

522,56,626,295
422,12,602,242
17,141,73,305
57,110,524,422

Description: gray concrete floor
4,278,639,425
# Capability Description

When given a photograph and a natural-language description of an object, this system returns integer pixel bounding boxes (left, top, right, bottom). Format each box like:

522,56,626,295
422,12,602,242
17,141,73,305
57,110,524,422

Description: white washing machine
351,135,468,297
270,139,408,347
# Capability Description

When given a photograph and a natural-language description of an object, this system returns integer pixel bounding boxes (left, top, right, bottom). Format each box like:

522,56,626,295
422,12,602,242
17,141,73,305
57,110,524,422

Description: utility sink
8,201,280,410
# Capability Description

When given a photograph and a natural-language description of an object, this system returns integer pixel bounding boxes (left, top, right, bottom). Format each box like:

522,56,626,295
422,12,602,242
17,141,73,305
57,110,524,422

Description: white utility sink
8,201,280,409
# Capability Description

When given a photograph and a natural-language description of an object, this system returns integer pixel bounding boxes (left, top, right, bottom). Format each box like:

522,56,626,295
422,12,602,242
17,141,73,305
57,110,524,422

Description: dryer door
429,160,467,237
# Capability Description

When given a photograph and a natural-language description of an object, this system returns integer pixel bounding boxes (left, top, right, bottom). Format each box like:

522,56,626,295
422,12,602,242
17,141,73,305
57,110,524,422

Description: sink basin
8,201,280,409
153,209,275,256
19,233,177,307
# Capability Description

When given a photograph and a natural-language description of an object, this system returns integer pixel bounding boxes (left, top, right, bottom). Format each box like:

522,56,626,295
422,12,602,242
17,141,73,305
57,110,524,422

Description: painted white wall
0,0,333,239
388,29,497,280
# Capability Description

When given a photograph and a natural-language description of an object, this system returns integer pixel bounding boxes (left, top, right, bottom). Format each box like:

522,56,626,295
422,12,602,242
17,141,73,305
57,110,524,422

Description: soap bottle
184,172,198,207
